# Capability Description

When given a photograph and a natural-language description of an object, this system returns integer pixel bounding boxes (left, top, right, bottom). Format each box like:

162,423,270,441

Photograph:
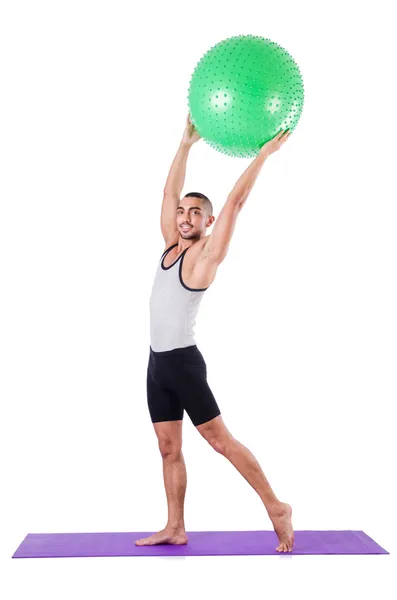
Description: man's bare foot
135,528,188,546
268,502,294,552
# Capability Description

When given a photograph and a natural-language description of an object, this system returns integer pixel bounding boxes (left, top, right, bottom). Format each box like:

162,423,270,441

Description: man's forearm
163,142,193,196
228,148,270,203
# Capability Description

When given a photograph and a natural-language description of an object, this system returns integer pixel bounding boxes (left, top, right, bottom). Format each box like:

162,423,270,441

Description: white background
1,0,396,598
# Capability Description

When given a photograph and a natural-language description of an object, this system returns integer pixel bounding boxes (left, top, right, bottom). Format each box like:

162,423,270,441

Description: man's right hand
181,114,201,147
260,129,291,157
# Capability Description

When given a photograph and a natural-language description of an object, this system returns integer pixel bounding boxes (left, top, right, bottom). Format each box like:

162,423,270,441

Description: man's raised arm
228,129,291,207
161,115,201,242
203,129,291,263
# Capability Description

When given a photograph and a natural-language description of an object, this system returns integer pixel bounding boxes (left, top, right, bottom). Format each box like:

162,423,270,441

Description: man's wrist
180,140,194,149
259,146,270,160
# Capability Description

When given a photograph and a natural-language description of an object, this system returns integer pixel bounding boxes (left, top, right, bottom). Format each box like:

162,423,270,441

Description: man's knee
196,415,232,455
154,420,183,459
210,438,229,455
204,432,232,455
158,438,182,459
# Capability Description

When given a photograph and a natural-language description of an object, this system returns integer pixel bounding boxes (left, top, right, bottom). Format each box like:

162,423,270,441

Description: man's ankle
266,500,283,516
167,522,185,531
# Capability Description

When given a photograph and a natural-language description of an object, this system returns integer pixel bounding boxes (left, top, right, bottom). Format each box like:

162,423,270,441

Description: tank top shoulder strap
160,243,178,261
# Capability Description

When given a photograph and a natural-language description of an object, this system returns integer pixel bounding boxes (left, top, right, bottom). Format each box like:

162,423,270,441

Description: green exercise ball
188,35,304,158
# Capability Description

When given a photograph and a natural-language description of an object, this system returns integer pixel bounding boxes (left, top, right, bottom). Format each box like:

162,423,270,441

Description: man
136,115,294,552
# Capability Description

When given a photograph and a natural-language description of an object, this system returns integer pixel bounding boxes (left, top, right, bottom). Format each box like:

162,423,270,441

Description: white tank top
149,243,208,352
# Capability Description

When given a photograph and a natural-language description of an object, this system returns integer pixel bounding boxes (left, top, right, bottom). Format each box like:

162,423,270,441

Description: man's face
177,198,207,240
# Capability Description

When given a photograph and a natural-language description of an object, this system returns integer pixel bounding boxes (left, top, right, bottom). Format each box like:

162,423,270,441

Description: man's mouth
181,226,192,231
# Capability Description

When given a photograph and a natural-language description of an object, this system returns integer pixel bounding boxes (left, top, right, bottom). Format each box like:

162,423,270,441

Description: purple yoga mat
12,530,388,558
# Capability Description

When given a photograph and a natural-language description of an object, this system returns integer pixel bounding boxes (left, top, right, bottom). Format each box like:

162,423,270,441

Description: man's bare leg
135,421,188,546
197,416,294,552
224,436,294,552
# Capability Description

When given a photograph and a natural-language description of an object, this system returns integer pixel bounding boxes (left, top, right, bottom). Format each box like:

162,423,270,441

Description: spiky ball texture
188,35,304,158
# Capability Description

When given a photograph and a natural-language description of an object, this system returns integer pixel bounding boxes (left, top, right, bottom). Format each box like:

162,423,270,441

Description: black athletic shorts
147,344,221,427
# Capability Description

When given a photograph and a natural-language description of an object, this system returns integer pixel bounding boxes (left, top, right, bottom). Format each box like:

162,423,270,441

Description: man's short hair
184,192,213,217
